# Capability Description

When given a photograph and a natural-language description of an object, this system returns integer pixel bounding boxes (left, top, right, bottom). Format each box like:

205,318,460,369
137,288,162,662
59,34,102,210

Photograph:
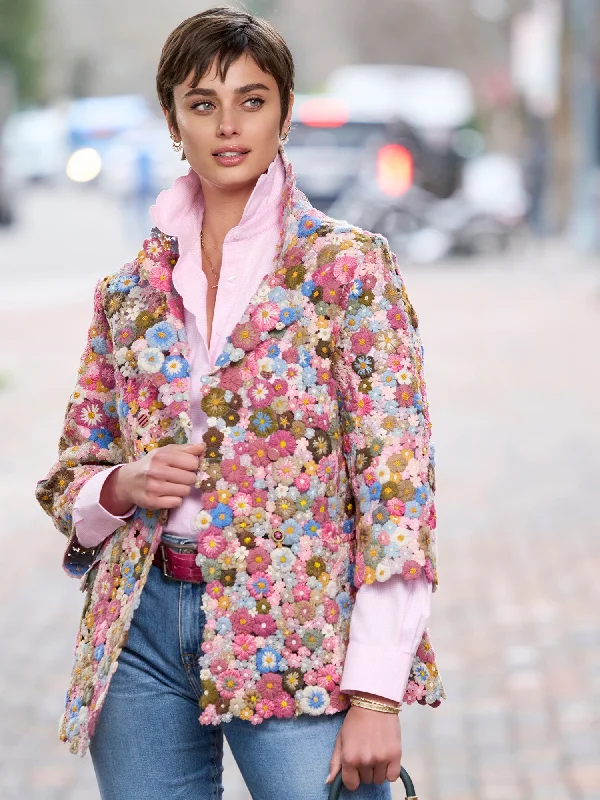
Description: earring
170,132,183,153
279,126,291,145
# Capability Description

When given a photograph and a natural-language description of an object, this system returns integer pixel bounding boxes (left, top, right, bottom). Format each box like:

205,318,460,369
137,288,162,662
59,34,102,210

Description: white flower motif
138,347,164,374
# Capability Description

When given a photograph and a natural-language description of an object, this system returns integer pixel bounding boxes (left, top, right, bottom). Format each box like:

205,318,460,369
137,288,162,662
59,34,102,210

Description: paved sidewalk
1,235,599,799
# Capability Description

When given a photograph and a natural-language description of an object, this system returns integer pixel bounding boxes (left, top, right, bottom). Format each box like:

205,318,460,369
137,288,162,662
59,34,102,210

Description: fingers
325,730,342,785
341,762,361,793
150,465,198,487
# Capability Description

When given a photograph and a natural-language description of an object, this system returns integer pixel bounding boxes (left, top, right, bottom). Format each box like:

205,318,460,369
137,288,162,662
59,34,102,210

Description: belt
153,541,204,584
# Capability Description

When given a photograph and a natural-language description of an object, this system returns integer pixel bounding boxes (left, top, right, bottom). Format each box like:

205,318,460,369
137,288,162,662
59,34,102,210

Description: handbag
327,766,417,799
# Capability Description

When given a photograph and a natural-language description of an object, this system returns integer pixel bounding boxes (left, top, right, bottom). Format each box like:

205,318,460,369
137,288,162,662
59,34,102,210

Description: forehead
175,53,277,96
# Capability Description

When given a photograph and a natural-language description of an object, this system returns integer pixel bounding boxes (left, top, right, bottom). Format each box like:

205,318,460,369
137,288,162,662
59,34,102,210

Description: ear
283,91,294,132
162,106,179,138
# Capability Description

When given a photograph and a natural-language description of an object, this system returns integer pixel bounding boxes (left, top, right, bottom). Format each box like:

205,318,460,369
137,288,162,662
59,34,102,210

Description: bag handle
328,766,417,799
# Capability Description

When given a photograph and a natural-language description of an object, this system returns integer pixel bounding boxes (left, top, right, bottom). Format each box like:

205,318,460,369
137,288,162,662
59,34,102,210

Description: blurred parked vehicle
2,106,69,185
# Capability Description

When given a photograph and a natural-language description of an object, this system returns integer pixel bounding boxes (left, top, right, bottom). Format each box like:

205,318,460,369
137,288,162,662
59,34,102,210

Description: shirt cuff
72,465,136,549
339,574,432,704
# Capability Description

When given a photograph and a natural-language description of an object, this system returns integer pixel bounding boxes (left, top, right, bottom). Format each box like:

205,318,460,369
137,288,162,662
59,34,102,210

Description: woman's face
166,53,293,191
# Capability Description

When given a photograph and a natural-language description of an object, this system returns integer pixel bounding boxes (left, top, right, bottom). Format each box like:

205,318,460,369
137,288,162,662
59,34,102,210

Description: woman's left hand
325,703,402,791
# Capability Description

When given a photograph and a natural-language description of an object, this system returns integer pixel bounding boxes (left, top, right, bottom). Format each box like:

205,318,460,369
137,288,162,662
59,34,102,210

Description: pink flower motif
272,691,295,718
292,583,311,602
220,367,244,392
149,264,173,293
249,438,271,467
137,384,158,409
252,302,280,331
401,560,423,580
284,634,303,652
231,322,260,352
387,305,407,330
316,454,337,483
220,459,245,482
396,385,415,408
206,580,224,599
403,680,426,704
294,473,311,492
200,491,220,510
247,571,272,599
321,278,343,305
271,377,288,397
387,498,405,516
316,664,340,690
246,547,272,575
333,254,357,284
92,621,108,646
377,531,390,545
252,613,277,636
424,558,435,582
267,430,296,458
304,670,318,686
329,686,351,712
197,528,227,558
230,491,253,515
216,668,244,699
351,329,375,355
355,395,373,417
312,497,329,524
323,598,340,624
230,609,253,635
232,633,258,661
209,658,230,677
256,673,283,698
78,402,106,429
248,379,274,408
313,264,334,287
255,698,275,719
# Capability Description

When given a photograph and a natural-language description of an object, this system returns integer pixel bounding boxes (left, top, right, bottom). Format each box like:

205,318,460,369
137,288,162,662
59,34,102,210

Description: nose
217,106,240,138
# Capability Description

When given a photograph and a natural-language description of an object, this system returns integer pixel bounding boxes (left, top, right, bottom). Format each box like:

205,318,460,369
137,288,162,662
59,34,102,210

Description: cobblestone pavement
1,187,599,799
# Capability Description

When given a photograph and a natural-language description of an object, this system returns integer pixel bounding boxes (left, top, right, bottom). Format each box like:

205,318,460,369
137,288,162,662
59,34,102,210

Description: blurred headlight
377,144,413,197
66,148,102,183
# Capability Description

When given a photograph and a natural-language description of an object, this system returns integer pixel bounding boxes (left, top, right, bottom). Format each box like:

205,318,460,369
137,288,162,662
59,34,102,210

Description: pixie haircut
156,7,295,131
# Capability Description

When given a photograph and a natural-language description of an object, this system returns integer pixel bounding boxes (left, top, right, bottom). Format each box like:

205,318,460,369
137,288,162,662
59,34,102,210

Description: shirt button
233,231,240,240
227,274,236,282
267,446,279,460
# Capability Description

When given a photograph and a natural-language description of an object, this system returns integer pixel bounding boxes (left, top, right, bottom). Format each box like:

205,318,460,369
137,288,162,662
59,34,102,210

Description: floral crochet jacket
36,147,445,757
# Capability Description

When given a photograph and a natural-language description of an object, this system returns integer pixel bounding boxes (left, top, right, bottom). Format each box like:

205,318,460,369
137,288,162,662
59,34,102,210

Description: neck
199,177,257,247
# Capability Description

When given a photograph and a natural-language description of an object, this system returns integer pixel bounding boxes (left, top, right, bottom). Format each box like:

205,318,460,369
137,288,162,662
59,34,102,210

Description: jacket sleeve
35,275,127,578
334,237,438,592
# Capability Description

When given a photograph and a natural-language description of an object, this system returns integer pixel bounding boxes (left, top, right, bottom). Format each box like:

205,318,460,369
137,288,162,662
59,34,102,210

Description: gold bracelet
349,696,401,714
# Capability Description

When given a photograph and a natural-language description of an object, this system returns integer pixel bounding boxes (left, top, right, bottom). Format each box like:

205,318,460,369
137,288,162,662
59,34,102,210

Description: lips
212,147,250,156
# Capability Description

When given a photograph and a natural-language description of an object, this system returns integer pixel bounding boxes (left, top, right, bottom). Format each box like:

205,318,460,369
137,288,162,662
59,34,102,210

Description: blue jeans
89,556,392,800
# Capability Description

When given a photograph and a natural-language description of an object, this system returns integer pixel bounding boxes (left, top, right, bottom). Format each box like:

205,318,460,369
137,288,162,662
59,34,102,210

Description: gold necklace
200,231,221,289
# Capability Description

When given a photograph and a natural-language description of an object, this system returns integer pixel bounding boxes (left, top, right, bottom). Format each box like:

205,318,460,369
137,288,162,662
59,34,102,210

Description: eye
244,97,265,109
191,100,215,112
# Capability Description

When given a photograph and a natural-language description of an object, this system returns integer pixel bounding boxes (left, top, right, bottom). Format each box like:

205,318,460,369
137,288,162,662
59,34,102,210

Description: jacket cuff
340,643,416,703
72,465,136,548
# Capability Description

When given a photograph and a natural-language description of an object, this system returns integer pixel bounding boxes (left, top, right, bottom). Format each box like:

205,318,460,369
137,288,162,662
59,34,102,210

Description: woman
36,8,444,799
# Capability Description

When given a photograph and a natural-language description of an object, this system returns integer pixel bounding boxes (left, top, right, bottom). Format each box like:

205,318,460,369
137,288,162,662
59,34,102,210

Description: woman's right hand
100,442,206,515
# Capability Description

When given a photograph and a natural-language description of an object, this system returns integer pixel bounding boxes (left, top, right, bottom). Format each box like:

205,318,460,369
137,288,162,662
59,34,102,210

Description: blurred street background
1,0,599,798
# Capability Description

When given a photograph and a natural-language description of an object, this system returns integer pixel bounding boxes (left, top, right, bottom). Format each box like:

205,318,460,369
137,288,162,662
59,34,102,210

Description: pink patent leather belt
153,542,204,584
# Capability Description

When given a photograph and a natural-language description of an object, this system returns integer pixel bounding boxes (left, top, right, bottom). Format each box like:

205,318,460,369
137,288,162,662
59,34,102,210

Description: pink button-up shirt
72,152,431,702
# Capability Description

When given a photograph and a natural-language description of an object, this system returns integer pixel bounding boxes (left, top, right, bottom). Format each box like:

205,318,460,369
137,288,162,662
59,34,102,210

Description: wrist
100,465,133,516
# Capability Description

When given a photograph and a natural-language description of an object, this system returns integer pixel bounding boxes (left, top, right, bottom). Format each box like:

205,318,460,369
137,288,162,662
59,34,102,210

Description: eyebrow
183,82,271,98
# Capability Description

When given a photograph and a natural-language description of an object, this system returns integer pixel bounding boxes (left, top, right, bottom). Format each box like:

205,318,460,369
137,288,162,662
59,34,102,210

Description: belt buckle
159,542,201,583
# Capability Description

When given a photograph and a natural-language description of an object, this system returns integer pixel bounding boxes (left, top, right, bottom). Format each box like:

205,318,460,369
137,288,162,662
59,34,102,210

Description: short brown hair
157,7,294,132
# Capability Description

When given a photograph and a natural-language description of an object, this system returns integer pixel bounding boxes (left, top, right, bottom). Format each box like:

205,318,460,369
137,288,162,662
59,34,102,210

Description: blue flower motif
302,366,317,386
256,646,281,673
368,482,382,501
343,518,354,535
383,399,399,415
271,357,289,376
211,503,233,528
89,428,113,448
303,520,321,537
348,562,355,584
281,518,303,545
298,214,322,237
298,348,311,367
215,351,231,367
405,500,423,518
381,370,397,388
336,592,352,618
266,343,280,358
414,392,424,412
215,616,232,634
328,496,340,516
301,279,316,297
109,274,139,293
413,663,428,685
249,408,277,435
230,425,246,442
415,486,428,504
146,321,178,351
358,484,371,513
384,542,401,558
349,278,363,298
343,313,361,333
103,400,118,419
118,399,130,419
123,575,136,594
94,644,105,662
161,355,189,382
280,307,299,326
301,685,329,711
91,336,108,355
268,286,286,303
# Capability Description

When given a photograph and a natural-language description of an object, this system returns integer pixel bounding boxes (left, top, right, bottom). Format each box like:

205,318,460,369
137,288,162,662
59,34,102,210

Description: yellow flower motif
364,566,376,584
304,460,318,476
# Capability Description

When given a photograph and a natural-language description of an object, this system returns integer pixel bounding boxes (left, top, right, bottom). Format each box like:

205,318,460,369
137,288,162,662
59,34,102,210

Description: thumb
184,442,205,453
325,730,343,784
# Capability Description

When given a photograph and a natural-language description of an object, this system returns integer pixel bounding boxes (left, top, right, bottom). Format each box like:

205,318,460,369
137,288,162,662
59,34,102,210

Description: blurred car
2,106,69,185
